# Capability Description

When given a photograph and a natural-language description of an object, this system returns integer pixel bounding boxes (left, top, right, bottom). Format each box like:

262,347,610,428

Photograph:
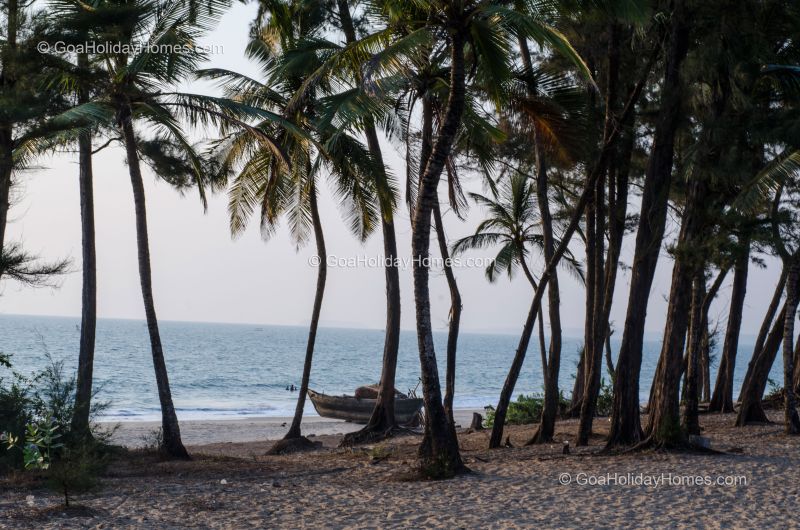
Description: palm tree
42,0,271,458
333,0,403,444
204,1,379,451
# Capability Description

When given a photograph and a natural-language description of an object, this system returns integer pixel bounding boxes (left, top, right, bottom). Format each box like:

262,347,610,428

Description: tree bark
709,238,750,412
517,38,563,445
336,0,402,444
71,52,97,438
285,181,326,440
120,113,188,459
736,303,788,425
432,202,461,429
489,39,657,449
0,0,17,282
606,0,690,448
411,24,465,475
682,271,705,435
781,259,800,434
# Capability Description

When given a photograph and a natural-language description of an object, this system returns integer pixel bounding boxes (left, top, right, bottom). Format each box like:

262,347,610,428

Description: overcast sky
0,4,783,338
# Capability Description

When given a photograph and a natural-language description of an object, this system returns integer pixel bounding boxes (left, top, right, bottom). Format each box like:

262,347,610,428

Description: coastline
102,408,483,447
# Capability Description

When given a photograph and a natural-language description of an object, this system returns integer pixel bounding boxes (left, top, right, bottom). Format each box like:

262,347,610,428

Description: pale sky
0,4,783,338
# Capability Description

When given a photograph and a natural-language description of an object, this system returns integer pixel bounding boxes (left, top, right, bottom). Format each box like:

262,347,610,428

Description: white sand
103,409,483,447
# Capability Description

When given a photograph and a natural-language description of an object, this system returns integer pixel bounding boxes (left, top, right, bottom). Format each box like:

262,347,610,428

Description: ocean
0,314,775,422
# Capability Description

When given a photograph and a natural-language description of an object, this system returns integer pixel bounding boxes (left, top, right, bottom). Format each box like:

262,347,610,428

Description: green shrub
484,394,547,427
1,351,111,506
595,378,613,417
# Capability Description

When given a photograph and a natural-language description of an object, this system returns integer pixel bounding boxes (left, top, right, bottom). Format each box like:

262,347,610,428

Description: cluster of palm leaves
2,0,800,473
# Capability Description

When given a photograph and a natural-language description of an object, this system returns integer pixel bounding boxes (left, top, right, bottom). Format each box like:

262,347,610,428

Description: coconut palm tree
203,1,379,452
39,0,283,458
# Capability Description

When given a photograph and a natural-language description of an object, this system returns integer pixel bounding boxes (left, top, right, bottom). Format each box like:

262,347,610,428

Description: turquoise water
0,314,772,421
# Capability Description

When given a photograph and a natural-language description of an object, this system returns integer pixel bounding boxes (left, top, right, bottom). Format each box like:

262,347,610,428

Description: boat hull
307,389,423,424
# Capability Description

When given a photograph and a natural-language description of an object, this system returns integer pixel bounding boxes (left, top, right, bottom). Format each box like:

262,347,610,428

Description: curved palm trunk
285,183,326,439
709,238,750,412
120,115,188,459
606,1,690,448
432,203,461,428
782,259,800,434
336,0,402,444
411,26,466,476
70,83,97,438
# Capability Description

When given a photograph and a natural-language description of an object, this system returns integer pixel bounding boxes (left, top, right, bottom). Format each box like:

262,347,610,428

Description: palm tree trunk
782,259,800,434
606,0,690,448
71,55,97,438
285,182,326,439
120,114,188,459
411,25,466,476
709,238,750,412
489,29,658,449
335,0,402,444
432,203,461,428
517,37,563,445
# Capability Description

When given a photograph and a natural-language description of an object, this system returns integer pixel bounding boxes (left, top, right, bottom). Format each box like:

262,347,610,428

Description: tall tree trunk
793,332,800,398
0,0,17,281
411,26,465,476
516,38,563,445
645,165,708,447
0,143,12,280
709,238,750,412
736,303,788,425
577,23,620,446
782,259,800,434
489,36,657,449
284,182,326,440
120,114,188,459
682,271,705,435
432,203,461,428
606,0,690,448
700,323,711,401
529,146,564,443
336,0,402,444
71,53,97,438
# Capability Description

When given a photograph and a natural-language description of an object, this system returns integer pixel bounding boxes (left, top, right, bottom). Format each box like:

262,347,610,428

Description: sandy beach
102,409,483,447
2,411,798,528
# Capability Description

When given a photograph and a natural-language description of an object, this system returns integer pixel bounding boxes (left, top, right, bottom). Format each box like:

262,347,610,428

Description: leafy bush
1,351,111,506
595,378,613,417
484,392,570,427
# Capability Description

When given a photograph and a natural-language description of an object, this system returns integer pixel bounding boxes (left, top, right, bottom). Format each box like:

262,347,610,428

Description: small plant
595,378,614,417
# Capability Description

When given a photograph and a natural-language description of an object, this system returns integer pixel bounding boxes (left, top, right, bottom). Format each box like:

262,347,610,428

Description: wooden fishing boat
307,389,423,424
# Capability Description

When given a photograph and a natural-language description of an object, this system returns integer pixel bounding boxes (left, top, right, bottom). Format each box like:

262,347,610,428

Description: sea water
0,314,774,422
